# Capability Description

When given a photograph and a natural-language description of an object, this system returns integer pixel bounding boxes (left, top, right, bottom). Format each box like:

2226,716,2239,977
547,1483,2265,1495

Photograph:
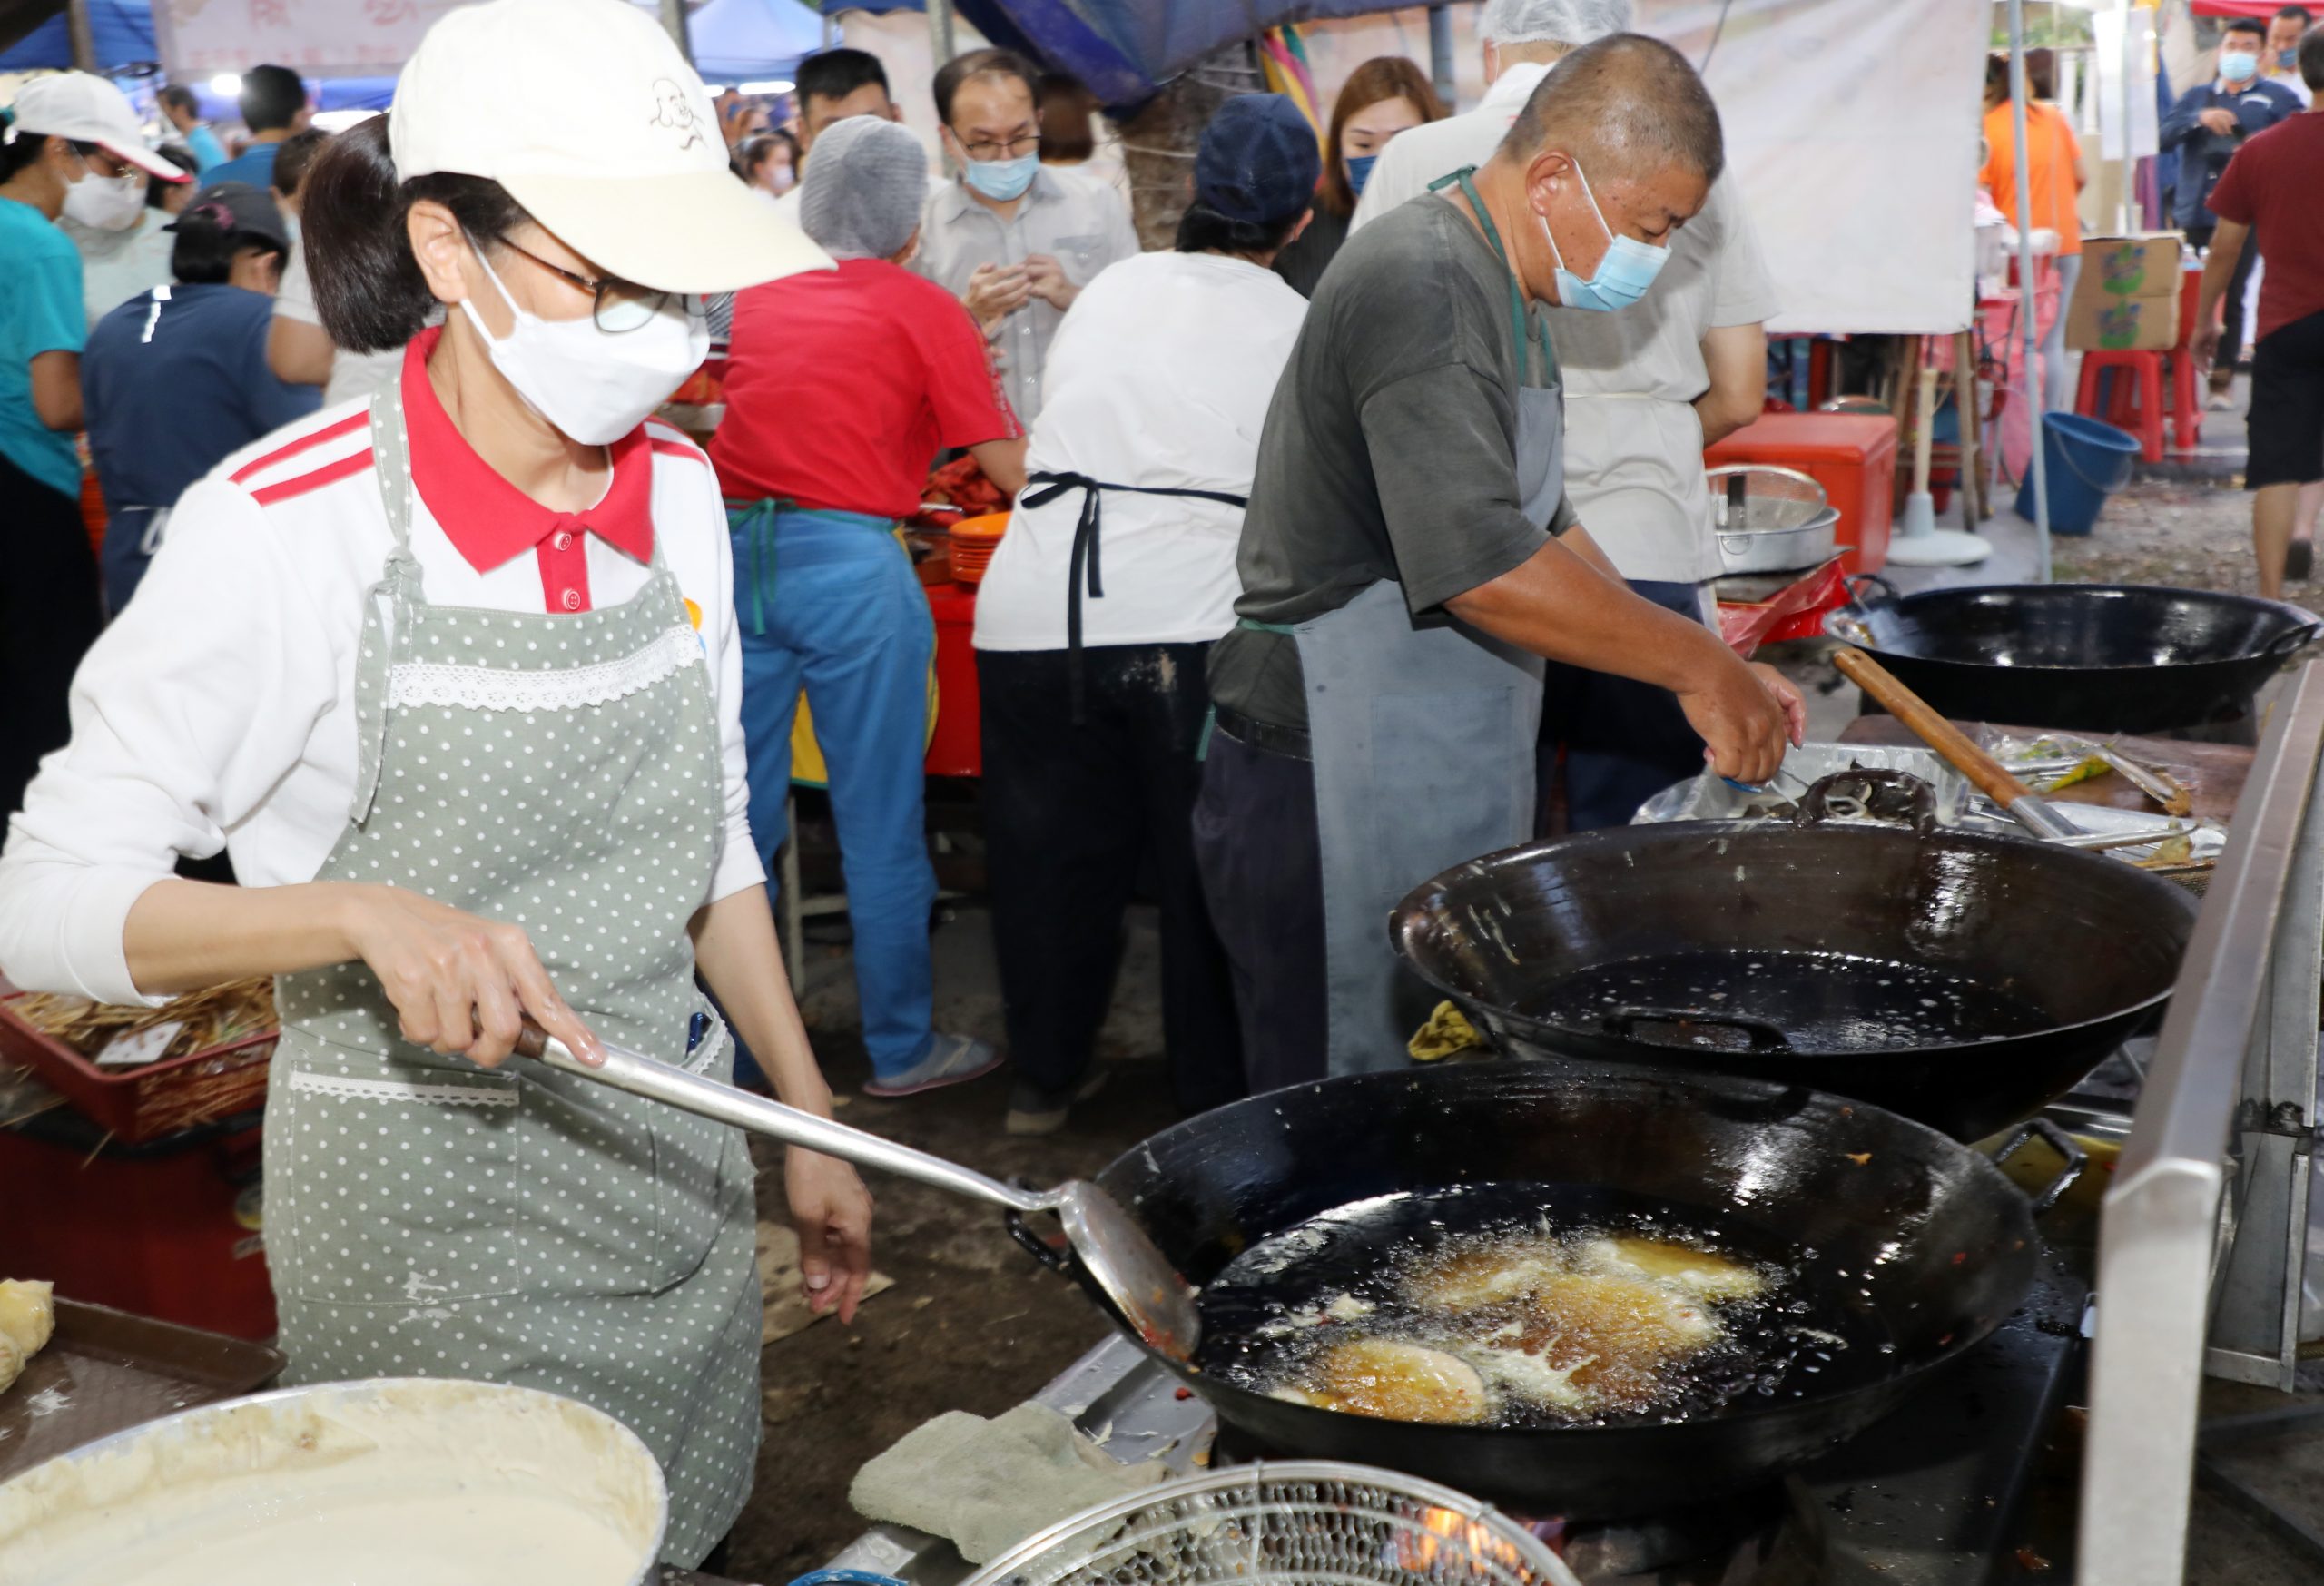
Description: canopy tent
2190,1,2291,15
690,0,826,84
0,0,153,72
831,0,1405,113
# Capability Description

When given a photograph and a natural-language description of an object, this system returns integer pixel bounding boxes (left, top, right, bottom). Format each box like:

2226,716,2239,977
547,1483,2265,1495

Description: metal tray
1634,743,1974,825
0,1297,283,1484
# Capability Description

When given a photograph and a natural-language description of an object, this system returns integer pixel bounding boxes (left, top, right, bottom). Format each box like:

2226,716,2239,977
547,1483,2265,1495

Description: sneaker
2207,390,2235,412
2290,539,2316,583
1005,1069,1111,1137
862,1033,1003,1098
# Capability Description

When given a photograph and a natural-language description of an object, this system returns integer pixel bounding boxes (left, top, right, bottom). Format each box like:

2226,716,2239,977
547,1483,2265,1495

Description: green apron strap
1236,616,1301,635
1434,166,1558,391
722,497,793,638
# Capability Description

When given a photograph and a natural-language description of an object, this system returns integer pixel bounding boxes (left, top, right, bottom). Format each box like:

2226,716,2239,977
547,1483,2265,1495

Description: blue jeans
730,503,938,1079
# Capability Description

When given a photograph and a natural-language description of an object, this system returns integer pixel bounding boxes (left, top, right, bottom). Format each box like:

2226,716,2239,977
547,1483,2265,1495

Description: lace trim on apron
386,625,702,714
287,1069,520,1107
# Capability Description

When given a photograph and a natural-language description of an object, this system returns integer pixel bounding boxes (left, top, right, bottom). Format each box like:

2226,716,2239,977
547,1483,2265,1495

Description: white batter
84,1491,640,1586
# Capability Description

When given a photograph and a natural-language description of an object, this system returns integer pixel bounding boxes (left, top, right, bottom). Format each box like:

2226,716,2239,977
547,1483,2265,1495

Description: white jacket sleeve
0,478,339,1005
704,492,767,905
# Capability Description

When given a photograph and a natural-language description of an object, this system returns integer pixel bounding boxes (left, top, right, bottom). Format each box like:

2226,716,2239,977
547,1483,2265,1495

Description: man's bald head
1500,32,1724,185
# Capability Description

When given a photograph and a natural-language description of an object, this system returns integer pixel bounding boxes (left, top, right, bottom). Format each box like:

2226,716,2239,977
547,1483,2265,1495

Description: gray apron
261,382,762,1567
1301,168,1561,1076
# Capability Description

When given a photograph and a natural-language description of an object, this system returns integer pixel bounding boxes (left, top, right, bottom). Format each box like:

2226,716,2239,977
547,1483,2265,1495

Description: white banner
2091,5,2160,163
152,0,471,78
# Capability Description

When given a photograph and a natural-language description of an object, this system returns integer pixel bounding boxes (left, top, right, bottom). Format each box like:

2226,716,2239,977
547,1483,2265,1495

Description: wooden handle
1831,647,2038,809
513,1017,548,1060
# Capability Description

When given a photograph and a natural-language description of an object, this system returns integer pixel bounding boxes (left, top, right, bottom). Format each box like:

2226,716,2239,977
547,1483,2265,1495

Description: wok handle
1602,1006,1793,1053
2264,621,2321,659
1988,1116,2088,1217
1006,1197,1079,1277
1844,571,1901,606
1829,648,2081,842
512,1020,1055,1217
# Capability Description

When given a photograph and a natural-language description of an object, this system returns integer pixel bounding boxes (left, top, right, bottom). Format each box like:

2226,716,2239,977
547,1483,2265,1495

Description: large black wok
1391,822,2196,1142
1841,576,2317,734
1018,1065,2063,1515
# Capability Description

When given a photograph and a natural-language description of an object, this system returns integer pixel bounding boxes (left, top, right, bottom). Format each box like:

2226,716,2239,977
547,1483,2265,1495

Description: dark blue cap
1195,94,1322,225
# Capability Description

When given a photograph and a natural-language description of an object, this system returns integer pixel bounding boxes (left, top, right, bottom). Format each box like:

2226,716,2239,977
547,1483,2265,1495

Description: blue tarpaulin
0,0,154,72
830,0,1389,113
690,0,826,83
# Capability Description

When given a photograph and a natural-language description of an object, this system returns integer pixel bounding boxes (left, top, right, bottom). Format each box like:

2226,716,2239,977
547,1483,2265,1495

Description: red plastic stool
2075,350,2166,463
2163,348,2202,452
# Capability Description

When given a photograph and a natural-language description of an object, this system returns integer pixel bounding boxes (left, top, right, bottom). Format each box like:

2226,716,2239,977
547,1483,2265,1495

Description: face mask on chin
457,243,708,447
62,158,146,231
1534,157,1669,314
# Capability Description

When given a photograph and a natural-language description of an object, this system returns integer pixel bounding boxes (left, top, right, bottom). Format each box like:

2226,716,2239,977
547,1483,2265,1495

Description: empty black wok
1391,822,2196,1141
1840,576,2317,734
1015,1065,2063,1514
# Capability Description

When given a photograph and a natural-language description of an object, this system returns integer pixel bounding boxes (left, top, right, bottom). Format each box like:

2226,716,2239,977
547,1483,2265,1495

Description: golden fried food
1403,1244,1563,1312
1296,1339,1491,1424
1577,1236,1766,1303
0,1280,54,1361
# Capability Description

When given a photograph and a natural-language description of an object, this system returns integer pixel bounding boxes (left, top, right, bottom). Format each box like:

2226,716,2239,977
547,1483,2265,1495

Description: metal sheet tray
0,1297,283,1484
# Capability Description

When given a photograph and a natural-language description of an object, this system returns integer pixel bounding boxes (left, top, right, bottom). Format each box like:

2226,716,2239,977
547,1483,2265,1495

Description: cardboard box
2079,232,2183,300
2064,287,2179,352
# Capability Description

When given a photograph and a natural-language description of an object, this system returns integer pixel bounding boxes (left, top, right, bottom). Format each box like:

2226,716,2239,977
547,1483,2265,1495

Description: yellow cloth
1409,1001,1485,1062
788,529,941,788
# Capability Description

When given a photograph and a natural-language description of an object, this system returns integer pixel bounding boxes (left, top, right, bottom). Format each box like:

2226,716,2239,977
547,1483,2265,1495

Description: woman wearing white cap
0,1,863,1564
0,71,186,822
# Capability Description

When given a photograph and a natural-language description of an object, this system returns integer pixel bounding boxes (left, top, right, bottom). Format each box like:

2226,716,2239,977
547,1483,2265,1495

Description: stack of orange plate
948,512,1009,585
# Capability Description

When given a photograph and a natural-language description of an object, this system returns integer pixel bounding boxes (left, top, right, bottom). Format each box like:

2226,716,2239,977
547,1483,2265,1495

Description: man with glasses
911,49,1137,425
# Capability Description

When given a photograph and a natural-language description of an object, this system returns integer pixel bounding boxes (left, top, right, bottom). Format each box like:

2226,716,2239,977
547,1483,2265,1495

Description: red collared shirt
401,325,654,613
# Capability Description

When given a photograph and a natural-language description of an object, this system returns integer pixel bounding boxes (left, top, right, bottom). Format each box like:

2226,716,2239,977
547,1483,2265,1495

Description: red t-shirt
2209,113,2324,343
709,257,1020,518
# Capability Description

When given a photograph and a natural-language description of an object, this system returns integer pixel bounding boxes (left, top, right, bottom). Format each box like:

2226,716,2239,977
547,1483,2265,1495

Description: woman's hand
336,882,603,1068
785,1148,874,1323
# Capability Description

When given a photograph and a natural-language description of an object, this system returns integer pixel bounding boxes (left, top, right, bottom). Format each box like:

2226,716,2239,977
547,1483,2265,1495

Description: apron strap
723,497,794,638
1435,167,1561,390
1021,470,1248,724
350,385,429,824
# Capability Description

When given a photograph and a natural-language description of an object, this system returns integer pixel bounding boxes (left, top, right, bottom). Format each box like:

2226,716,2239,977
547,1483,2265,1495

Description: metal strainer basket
963,1462,1582,1586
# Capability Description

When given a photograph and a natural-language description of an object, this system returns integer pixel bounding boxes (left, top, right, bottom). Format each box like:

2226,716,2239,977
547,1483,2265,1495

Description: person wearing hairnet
709,116,1029,1098
1352,0,1780,832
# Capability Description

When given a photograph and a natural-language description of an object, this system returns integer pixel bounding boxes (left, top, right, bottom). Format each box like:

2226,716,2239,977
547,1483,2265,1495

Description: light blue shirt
0,195,87,499
183,124,228,173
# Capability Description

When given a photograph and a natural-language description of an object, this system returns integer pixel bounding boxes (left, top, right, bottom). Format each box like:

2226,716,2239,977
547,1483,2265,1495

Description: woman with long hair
1271,55,1445,296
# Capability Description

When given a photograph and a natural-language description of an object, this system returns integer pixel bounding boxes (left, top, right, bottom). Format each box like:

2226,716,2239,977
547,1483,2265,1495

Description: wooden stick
1830,648,2074,842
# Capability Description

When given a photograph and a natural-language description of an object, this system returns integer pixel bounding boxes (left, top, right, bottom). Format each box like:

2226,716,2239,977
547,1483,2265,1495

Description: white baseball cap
389,0,830,294
5,72,190,182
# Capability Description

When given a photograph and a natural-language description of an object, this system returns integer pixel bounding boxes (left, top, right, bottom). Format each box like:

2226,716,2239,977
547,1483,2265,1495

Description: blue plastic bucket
2014,411,2141,537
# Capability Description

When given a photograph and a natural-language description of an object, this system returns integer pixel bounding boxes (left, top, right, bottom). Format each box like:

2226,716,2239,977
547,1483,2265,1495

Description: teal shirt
184,124,229,173
0,195,86,500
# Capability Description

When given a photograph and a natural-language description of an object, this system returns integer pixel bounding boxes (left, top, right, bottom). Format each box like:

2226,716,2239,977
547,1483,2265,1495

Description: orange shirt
1982,101,2084,256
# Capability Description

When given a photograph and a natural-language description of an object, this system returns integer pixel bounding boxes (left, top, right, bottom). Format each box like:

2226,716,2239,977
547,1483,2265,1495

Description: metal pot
1710,464,1840,575
0,1378,668,1583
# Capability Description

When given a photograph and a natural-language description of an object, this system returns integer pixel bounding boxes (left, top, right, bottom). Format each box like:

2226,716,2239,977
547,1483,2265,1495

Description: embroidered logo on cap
648,78,704,151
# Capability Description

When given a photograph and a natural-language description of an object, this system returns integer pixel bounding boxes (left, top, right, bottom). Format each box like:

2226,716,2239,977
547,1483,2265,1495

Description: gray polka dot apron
261,382,762,1568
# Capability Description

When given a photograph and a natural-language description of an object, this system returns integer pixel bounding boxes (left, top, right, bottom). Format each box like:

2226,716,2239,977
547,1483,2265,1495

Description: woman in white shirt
971,94,1314,1135
0,0,864,1569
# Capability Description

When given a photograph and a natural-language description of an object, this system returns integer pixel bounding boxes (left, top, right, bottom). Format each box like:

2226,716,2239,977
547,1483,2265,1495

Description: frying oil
1196,1184,1896,1429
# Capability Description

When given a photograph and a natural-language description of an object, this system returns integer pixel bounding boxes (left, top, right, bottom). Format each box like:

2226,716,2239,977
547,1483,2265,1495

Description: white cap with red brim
389,0,833,295
5,72,192,182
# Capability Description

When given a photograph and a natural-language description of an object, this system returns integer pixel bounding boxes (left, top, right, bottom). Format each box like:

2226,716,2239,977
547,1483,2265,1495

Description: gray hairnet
1480,0,1633,47
799,115,927,261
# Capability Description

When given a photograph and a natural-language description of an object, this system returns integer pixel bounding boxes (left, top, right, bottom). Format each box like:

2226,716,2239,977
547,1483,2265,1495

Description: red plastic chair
2075,350,2166,463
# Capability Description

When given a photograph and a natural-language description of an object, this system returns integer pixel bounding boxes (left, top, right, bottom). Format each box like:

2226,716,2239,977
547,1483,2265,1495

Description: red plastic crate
925,581,982,780
0,1113,276,1340
0,993,275,1144
1708,413,1902,575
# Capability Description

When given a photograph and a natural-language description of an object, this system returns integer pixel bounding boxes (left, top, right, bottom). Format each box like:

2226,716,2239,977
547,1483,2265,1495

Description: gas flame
1397,1505,1541,1581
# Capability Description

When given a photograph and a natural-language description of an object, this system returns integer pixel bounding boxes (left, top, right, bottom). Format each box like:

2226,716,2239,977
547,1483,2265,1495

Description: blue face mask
1345,153,1379,195
1537,157,1669,314
2221,51,2260,84
962,151,1039,202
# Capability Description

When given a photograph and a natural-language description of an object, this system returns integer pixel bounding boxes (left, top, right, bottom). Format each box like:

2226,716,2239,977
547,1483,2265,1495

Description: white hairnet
798,115,927,261
1480,0,1633,46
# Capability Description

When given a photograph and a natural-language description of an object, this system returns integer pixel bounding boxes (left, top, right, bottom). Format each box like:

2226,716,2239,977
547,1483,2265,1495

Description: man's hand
1020,252,1078,310
1674,652,1797,786
2197,106,2240,137
962,262,1031,334
2194,321,2224,373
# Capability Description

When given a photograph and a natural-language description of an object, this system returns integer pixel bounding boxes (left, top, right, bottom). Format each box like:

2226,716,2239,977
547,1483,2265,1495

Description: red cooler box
1708,412,1901,575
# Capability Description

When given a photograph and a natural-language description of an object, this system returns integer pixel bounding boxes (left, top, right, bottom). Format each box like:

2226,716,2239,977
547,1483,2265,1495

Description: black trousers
1189,725,1327,1095
1539,578,1710,832
2190,223,2261,376
1,455,103,823
978,644,1246,1116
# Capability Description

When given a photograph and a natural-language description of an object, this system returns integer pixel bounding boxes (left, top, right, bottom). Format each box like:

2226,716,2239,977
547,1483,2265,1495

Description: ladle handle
1831,647,2079,841
514,1020,1049,1216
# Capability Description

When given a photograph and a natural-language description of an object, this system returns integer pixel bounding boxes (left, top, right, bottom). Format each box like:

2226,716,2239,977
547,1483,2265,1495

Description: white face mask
457,245,708,446
62,156,146,232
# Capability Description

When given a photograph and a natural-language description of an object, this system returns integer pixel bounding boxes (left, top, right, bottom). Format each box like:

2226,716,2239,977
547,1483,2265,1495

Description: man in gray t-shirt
1195,34,1802,1093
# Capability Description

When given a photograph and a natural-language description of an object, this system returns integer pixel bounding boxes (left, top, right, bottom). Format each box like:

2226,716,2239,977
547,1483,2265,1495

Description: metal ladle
512,1023,1202,1361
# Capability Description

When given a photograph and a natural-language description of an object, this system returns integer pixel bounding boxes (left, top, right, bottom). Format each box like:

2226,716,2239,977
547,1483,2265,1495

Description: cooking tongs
512,1023,1201,1360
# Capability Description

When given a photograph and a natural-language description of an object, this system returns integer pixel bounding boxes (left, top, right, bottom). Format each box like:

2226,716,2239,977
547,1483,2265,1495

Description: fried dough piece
1403,1244,1563,1312
0,1279,55,1358
1578,1236,1765,1303
1300,1339,1491,1424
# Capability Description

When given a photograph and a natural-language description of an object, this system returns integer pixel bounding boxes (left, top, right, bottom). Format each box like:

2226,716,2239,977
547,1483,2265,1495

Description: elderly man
1196,35,1803,1091
1353,0,1778,831
911,49,1138,425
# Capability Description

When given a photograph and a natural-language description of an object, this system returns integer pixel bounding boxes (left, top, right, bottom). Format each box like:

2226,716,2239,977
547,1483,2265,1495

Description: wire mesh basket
962,1461,1582,1586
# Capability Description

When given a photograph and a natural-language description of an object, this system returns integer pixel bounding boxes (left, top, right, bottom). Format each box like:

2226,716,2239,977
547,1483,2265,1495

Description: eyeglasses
69,143,135,181
489,235,692,333
956,131,1041,162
